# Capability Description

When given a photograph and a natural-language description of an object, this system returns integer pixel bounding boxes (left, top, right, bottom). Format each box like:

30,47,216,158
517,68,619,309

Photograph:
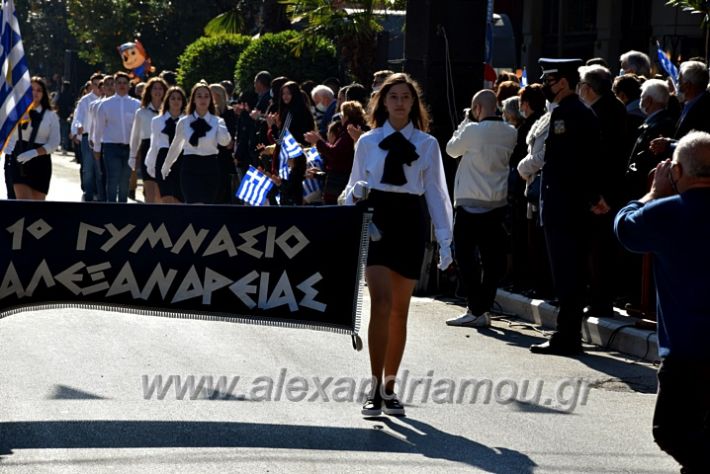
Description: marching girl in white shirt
129,76,167,203
161,81,231,204
145,86,187,204
344,73,454,417
6,77,61,200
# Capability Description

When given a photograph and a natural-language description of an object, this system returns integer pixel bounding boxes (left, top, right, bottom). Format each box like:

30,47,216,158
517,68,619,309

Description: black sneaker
361,397,382,417
382,395,405,417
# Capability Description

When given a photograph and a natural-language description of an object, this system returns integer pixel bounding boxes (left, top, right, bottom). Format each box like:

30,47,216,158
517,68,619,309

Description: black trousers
653,356,710,473
454,207,507,315
544,220,589,342
3,153,15,199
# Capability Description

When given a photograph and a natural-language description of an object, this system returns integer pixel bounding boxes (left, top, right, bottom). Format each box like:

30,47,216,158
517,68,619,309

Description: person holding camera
444,89,517,328
615,131,710,474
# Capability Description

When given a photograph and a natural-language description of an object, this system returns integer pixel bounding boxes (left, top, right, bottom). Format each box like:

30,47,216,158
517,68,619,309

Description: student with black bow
160,81,231,204
6,77,61,200
145,86,187,203
344,73,453,417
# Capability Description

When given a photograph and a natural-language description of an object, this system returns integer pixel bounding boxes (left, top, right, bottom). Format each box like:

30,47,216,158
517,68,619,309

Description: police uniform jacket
540,94,602,226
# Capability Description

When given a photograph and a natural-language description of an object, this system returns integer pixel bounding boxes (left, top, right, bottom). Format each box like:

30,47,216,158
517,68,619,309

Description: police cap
538,58,583,81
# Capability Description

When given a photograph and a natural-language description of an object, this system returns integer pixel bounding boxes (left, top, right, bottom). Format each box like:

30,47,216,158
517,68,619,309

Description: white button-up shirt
129,104,159,160
144,113,184,175
344,120,453,247
93,93,141,152
162,112,231,171
71,91,98,135
5,106,61,155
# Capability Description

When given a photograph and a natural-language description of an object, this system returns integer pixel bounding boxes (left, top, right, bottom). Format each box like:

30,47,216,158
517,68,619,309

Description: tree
234,30,337,92
15,0,79,79
177,34,251,90
281,0,385,85
203,0,289,36
66,0,234,73
666,0,710,62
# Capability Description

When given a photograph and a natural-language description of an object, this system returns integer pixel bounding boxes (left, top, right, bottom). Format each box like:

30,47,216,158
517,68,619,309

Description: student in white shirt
93,71,140,202
344,73,454,417
161,81,231,204
145,86,187,204
6,77,61,200
71,72,103,201
129,77,167,203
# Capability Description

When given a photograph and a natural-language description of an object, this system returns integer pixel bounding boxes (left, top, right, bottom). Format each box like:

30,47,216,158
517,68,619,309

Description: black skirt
180,154,221,204
366,189,427,280
138,139,154,182
12,151,52,195
155,148,183,201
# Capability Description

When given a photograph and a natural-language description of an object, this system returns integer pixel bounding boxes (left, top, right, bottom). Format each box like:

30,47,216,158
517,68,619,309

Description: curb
494,290,659,362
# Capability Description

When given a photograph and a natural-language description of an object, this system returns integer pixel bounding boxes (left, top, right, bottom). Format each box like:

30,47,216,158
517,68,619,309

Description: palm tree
281,0,385,84
204,0,289,36
666,0,710,62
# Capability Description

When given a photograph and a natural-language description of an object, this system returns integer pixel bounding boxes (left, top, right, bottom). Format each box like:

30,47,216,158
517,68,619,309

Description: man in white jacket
445,89,517,327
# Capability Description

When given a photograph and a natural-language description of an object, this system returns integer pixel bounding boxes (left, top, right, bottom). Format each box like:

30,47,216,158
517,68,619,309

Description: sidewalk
494,289,659,362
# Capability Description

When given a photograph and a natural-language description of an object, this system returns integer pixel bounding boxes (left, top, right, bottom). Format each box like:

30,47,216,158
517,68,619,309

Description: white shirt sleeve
163,117,187,171
422,137,454,247
343,136,368,205
216,117,232,147
517,121,549,180
144,116,162,174
42,112,61,155
129,108,143,161
92,101,105,153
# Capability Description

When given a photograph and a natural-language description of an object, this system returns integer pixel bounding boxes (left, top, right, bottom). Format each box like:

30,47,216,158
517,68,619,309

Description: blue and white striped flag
279,128,303,179
236,166,274,206
521,67,528,87
0,0,32,152
656,42,679,85
303,146,323,200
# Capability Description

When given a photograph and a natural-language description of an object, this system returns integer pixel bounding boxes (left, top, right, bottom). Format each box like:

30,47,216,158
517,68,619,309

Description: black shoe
361,395,382,417
382,395,406,417
530,340,583,356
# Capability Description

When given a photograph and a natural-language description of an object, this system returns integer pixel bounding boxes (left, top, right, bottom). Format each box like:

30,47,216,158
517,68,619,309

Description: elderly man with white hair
625,79,677,200
619,49,651,78
651,60,710,158
311,84,336,136
615,130,710,474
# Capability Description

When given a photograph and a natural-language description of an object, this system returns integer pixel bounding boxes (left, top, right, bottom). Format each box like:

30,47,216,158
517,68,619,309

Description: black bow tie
378,131,419,186
189,117,212,146
162,117,178,143
22,109,43,131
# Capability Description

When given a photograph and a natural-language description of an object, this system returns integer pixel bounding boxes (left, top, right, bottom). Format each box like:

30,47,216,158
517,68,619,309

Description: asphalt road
0,153,679,473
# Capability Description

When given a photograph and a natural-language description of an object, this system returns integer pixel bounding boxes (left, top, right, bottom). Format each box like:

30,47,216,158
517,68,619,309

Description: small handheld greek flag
656,42,679,85
0,0,33,152
279,128,304,179
303,146,323,201
236,166,274,206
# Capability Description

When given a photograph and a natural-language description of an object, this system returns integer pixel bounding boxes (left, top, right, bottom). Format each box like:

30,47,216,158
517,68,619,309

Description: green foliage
177,34,252,91
66,0,234,72
234,30,338,92
281,0,383,85
15,0,79,78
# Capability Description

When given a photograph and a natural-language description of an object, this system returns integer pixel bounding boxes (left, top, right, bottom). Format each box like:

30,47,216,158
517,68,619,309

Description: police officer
530,58,608,356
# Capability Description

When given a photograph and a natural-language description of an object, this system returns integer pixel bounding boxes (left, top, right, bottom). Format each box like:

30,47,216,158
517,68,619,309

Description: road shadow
0,418,536,472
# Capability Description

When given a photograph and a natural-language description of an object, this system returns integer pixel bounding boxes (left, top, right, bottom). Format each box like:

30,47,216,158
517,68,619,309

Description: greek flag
521,67,528,87
0,0,32,152
236,166,274,206
279,128,303,179
656,42,679,85
302,147,323,200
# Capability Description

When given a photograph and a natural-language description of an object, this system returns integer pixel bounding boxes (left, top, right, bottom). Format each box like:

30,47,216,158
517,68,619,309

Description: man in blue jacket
615,131,710,473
